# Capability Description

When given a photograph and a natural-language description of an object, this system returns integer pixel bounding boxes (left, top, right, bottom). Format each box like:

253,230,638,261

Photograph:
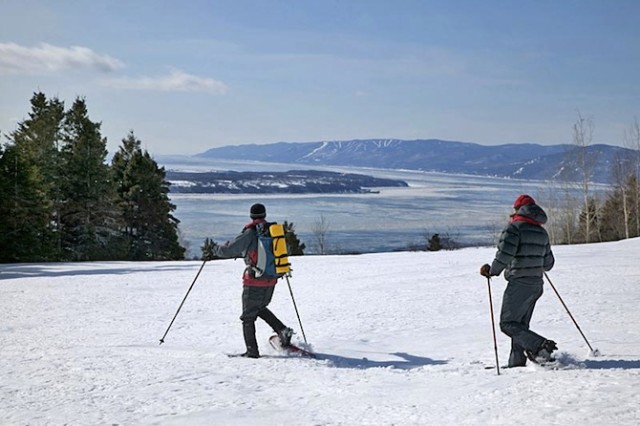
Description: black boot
242,321,260,358
277,327,294,348
526,339,557,364
508,339,528,367
542,339,558,353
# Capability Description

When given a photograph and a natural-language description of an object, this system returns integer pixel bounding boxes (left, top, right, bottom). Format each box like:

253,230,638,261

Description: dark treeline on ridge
0,92,185,262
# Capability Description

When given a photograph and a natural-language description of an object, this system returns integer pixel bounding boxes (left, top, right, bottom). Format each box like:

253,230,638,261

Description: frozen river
159,157,557,257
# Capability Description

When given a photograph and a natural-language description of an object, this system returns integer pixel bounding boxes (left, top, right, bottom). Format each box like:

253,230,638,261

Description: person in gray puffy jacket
481,194,556,367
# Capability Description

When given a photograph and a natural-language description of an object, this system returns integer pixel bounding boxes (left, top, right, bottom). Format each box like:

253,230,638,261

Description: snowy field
1,239,640,425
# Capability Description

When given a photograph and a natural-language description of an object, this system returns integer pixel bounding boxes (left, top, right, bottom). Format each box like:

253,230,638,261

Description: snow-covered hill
1,239,639,425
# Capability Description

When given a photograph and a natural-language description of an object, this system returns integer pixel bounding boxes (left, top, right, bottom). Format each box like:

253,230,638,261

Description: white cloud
0,42,124,75
101,69,228,94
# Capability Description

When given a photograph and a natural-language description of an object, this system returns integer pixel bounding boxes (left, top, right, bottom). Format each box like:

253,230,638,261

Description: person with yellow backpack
215,203,293,358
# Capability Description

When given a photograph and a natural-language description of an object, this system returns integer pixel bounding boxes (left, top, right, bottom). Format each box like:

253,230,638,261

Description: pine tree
427,233,442,251
0,144,54,261
59,97,120,260
111,132,185,260
11,93,65,184
200,237,219,260
599,189,624,241
0,93,65,261
283,221,305,255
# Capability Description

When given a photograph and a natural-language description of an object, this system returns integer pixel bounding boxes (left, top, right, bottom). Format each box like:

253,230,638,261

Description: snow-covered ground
1,239,639,425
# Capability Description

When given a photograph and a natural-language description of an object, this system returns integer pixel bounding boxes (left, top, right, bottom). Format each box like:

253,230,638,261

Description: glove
480,264,492,278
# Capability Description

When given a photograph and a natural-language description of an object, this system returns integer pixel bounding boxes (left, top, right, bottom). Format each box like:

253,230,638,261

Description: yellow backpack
254,222,291,278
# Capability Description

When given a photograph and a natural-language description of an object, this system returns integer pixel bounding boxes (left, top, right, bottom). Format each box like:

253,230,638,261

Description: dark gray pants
240,285,286,355
499,282,546,367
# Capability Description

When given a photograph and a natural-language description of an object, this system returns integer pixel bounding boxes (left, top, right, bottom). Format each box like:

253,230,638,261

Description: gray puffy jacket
490,203,555,285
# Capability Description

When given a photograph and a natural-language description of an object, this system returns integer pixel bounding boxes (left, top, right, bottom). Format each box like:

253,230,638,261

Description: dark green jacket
490,203,555,285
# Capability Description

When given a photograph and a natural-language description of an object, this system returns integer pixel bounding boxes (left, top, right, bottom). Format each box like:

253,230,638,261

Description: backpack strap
248,221,274,278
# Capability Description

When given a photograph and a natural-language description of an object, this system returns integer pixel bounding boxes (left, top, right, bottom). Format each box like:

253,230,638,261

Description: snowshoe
268,334,315,358
227,350,260,359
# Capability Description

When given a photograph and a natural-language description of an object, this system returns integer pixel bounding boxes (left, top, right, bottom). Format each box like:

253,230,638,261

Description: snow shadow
582,359,640,370
556,352,640,370
0,262,199,280
316,351,447,370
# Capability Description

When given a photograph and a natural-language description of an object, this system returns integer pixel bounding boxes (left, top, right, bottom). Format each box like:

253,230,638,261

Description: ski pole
159,259,207,345
544,272,599,355
285,275,308,344
486,277,501,375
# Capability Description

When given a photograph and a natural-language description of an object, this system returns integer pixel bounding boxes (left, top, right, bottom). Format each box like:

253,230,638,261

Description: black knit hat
250,203,266,219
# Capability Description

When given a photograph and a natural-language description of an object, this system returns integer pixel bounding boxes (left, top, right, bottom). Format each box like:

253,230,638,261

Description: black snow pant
499,281,546,367
240,285,286,355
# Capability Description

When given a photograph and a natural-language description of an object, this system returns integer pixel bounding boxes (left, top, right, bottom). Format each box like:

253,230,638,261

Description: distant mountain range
195,139,636,184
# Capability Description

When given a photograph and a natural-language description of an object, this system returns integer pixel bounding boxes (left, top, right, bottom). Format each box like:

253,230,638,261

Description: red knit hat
513,194,535,209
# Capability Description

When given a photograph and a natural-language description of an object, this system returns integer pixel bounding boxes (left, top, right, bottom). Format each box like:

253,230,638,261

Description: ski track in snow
1,240,640,425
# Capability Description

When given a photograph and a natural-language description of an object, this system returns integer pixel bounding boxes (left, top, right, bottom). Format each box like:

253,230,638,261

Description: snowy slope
1,239,639,425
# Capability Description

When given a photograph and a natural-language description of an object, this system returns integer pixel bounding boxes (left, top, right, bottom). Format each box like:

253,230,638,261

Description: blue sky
1,0,639,155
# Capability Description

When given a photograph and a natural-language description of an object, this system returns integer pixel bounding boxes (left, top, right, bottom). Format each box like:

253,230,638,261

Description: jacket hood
513,194,536,209
514,203,548,225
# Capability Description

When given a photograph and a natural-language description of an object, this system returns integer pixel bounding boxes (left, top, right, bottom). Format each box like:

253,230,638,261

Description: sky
1,0,639,156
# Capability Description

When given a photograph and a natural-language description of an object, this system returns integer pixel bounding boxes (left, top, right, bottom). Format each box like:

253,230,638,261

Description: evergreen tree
111,132,185,260
283,221,305,255
599,188,625,241
427,233,442,251
59,97,120,260
0,144,53,261
0,92,65,261
10,92,65,185
200,237,219,260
